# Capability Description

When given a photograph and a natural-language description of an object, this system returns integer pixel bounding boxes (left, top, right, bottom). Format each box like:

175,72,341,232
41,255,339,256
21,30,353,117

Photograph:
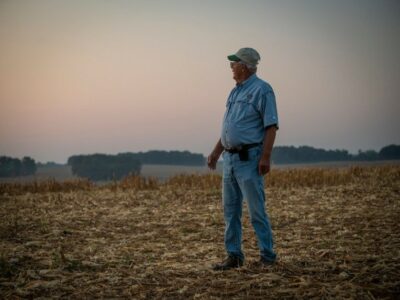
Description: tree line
128,150,205,165
67,150,205,181
0,156,37,177
271,144,400,164
67,153,142,181
1,145,399,180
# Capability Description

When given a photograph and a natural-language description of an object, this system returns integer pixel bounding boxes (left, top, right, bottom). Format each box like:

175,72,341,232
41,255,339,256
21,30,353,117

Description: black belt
225,143,261,154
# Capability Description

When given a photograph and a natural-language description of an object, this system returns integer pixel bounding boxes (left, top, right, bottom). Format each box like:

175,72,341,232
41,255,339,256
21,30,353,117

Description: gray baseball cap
227,47,261,66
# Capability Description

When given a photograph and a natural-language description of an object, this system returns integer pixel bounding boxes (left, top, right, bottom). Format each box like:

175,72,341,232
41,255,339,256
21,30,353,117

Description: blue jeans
222,146,276,262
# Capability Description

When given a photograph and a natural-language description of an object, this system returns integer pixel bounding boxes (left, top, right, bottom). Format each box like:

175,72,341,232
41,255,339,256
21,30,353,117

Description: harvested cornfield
0,166,399,299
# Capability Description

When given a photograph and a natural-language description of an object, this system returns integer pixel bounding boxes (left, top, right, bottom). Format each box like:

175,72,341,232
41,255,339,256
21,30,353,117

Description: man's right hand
208,139,224,170
207,152,220,170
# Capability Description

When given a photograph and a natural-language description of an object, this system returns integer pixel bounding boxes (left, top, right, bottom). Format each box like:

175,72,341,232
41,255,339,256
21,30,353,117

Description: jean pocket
249,147,262,160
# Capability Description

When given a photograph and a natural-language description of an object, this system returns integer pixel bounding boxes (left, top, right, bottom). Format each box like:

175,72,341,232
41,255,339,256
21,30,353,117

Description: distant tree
68,154,142,181
379,144,400,160
0,156,18,177
21,156,37,175
354,150,379,161
0,156,37,177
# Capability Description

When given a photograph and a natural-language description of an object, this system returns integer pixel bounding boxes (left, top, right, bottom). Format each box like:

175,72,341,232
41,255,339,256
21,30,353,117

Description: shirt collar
236,74,257,88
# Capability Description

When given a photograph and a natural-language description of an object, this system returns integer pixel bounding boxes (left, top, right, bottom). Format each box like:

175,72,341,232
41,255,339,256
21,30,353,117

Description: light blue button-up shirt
221,74,279,149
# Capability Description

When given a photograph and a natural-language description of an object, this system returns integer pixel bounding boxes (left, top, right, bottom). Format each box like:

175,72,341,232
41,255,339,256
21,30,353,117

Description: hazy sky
1,0,399,163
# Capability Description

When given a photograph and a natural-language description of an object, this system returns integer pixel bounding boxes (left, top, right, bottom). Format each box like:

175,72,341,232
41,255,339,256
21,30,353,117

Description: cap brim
227,54,241,62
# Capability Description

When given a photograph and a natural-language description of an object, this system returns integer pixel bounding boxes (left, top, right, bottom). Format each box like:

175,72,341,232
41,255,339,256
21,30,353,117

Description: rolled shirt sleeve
259,90,279,129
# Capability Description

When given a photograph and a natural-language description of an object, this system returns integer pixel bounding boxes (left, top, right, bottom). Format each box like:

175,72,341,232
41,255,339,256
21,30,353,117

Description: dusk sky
1,0,399,163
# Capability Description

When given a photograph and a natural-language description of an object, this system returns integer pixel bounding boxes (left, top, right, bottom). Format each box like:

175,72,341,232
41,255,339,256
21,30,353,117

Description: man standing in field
208,47,279,270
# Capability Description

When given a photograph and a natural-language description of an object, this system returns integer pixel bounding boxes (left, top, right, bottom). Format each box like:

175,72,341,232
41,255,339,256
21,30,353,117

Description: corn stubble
0,166,399,299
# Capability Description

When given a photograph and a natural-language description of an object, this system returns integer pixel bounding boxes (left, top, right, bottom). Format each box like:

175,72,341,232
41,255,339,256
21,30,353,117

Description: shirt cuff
265,123,279,130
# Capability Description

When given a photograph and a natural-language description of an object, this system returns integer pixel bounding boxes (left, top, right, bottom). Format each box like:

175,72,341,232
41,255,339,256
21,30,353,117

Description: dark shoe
259,257,275,267
212,255,243,271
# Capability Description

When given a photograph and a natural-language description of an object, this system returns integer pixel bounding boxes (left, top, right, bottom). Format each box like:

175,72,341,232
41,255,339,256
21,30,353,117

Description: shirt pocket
232,99,259,125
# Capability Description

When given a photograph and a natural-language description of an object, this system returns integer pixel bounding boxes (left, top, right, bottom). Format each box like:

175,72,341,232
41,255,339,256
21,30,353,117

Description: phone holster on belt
238,148,249,161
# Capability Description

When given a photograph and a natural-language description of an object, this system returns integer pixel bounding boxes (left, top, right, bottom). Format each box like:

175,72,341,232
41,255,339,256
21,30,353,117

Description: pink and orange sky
1,0,399,163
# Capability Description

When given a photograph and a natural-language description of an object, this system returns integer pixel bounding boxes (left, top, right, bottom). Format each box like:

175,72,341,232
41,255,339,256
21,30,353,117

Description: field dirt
0,166,399,299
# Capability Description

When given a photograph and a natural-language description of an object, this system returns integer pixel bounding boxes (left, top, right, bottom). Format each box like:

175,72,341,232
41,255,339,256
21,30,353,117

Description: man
208,47,278,270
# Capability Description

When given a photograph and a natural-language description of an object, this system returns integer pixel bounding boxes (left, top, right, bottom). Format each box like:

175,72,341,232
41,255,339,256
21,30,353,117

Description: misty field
0,166,399,299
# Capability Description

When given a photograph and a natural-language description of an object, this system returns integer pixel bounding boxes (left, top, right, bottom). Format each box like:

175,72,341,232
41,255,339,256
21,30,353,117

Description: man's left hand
258,157,271,175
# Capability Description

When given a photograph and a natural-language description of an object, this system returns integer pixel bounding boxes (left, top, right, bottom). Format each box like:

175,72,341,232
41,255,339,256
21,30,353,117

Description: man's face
230,61,246,82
